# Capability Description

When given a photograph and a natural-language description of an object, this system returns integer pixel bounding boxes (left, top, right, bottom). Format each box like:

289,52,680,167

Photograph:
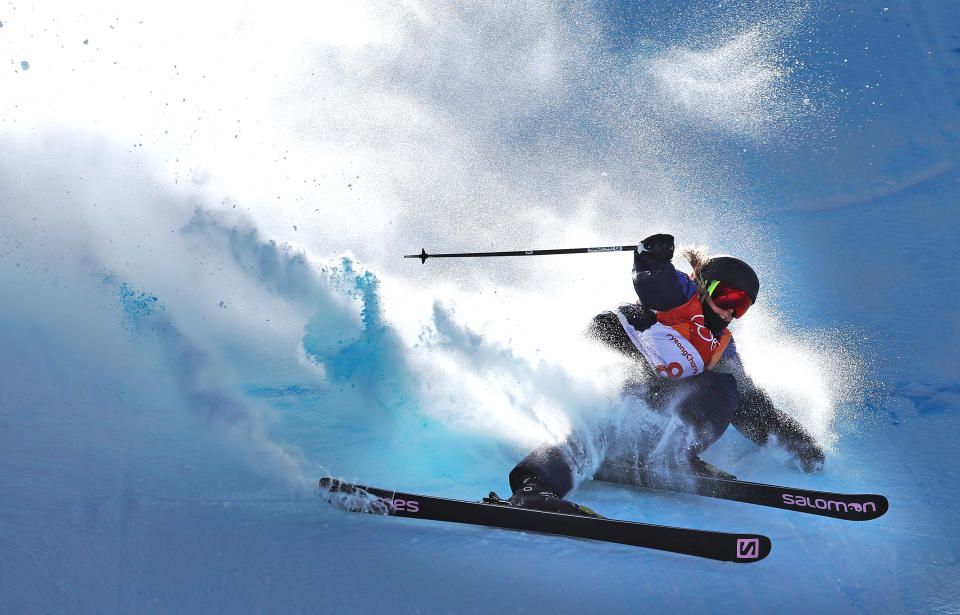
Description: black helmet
697,255,760,303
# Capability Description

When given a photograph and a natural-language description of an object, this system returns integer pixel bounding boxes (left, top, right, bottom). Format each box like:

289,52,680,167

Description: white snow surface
1,1,958,613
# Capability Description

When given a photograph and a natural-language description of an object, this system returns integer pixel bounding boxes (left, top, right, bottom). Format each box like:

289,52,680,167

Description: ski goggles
706,280,753,318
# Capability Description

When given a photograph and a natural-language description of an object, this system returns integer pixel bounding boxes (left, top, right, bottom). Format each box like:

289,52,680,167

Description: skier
503,233,825,516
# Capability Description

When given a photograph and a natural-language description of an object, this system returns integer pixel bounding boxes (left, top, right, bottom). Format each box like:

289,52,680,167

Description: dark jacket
587,249,824,471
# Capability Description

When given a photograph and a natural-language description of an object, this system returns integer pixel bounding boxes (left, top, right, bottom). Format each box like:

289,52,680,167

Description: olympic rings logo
691,314,719,349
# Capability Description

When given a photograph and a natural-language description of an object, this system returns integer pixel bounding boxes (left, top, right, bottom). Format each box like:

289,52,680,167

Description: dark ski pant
509,371,739,496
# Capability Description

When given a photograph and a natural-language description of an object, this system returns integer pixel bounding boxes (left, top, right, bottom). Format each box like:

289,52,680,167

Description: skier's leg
506,428,608,516
509,444,575,497
626,371,739,477
509,426,608,496
673,371,740,455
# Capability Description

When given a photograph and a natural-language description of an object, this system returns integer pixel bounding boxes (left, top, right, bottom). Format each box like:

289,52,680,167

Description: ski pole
404,245,637,264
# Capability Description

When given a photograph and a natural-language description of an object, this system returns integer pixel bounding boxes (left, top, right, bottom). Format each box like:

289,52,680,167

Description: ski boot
688,455,737,480
484,476,602,518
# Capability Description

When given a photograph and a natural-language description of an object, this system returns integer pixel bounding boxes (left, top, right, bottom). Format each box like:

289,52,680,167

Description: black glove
641,233,674,263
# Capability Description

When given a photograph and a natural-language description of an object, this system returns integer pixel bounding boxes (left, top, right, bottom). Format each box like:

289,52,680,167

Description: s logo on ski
736,538,760,560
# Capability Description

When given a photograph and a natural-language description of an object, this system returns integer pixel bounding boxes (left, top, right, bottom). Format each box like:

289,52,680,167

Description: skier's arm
632,234,696,310
716,341,825,472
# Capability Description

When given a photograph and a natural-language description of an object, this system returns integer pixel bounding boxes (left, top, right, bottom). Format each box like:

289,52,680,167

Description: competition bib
613,296,730,379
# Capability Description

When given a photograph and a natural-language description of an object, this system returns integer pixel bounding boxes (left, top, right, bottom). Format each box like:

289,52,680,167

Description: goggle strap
706,280,720,296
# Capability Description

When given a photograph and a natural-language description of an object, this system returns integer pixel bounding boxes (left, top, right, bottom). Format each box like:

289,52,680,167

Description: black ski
319,477,771,563
594,461,888,521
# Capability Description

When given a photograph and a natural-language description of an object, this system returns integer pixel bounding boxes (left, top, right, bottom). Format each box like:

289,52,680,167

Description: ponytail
680,246,709,281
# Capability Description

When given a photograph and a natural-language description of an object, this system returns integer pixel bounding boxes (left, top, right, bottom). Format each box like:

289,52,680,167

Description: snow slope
1,1,958,613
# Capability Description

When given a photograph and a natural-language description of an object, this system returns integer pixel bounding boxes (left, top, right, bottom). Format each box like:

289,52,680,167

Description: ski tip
809,493,889,521
319,477,350,494
863,494,889,520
